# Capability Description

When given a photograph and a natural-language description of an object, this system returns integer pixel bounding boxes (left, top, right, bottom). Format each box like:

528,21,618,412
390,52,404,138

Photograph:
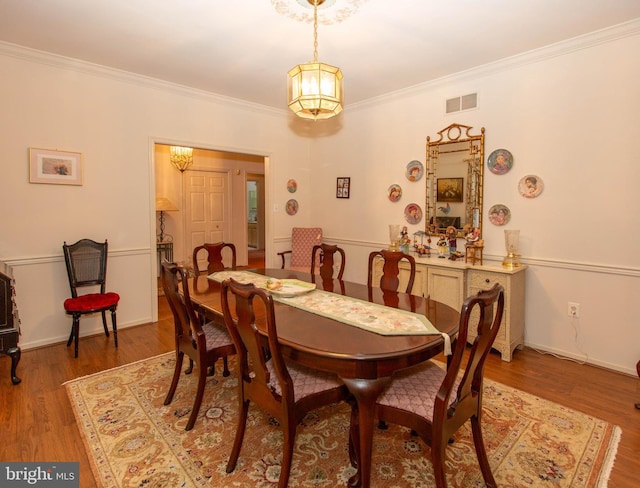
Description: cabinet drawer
469,271,506,292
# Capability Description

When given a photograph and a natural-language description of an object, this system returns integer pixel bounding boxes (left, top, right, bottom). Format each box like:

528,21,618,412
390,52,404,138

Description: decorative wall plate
487,149,513,175
287,179,297,193
285,199,298,215
518,174,543,198
404,203,423,224
405,160,424,182
388,184,402,202
488,204,511,226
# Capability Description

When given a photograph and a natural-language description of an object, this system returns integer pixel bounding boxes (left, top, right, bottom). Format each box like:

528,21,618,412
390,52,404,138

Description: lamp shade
155,197,178,212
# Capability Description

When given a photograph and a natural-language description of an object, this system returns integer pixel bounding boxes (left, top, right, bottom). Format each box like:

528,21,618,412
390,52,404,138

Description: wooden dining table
187,268,460,488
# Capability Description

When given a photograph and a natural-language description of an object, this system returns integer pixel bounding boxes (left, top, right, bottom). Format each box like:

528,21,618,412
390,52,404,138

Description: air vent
445,92,478,114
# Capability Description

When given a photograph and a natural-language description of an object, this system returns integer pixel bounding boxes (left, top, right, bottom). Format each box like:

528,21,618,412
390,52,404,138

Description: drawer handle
485,278,491,283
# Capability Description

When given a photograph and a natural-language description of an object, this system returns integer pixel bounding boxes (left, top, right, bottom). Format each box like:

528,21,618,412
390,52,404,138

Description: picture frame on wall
337,177,350,198
436,177,463,202
29,148,83,185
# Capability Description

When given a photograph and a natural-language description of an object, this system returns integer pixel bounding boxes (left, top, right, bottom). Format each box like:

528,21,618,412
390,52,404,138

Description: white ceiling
1,0,639,110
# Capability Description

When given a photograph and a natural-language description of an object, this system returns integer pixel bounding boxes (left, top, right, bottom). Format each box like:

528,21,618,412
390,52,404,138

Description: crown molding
0,40,287,117
349,18,640,111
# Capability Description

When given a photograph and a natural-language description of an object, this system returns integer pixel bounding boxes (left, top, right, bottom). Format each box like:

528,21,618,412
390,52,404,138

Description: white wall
0,43,311,351
1,22,638,375
308,24,640,375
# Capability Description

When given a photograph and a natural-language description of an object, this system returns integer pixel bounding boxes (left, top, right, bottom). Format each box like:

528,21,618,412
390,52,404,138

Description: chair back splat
62,239,120,358
353,283,504,488
311,243,346,282
161,261,235,431
367,249,416,294
221,278,349,488
193,242,237,275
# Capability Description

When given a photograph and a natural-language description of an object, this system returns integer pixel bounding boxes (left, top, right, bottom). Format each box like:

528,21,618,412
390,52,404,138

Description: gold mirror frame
426,123,485,238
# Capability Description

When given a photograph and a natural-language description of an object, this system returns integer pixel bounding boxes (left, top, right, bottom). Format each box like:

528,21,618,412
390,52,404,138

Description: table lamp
156,197,178,242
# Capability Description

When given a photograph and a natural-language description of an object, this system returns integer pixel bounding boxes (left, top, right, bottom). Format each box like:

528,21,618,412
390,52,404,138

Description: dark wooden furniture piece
62,239,120,358
0,264,21,385
221,278,350,488
636,361,640,409
192,242,237,276
187,268,459,488
161,261,236,431
311,243,346,282
368,249,417,294
352,283,504,488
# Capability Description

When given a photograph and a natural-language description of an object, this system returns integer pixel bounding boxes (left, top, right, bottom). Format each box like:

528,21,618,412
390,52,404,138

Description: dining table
187,268,460,488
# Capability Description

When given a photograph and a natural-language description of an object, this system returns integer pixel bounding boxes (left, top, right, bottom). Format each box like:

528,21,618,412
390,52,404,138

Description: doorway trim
149,137,271,322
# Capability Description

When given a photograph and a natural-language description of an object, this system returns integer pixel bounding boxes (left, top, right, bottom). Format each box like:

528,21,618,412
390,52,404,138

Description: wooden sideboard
0,262,21,384
372,255,526,361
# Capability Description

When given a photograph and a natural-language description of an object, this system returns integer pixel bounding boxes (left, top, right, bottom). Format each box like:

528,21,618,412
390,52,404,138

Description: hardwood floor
1,298,638,487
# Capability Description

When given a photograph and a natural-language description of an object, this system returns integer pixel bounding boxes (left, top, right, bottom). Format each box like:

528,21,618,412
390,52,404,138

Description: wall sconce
169,146,193,172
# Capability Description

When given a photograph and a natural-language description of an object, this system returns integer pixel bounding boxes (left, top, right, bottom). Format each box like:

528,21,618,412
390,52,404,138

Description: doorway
153,144,266,300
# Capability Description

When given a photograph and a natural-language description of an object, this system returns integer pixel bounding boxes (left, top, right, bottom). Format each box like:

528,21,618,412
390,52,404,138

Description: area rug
64,353,620,487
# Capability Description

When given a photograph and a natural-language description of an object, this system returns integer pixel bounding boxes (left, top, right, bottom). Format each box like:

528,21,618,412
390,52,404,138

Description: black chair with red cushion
62,239,120,358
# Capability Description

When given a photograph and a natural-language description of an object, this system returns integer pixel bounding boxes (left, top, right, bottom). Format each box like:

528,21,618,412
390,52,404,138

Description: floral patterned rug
64,353,620,488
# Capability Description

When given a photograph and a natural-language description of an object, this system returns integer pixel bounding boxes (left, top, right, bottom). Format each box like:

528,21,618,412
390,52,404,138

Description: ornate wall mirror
426,123,485,238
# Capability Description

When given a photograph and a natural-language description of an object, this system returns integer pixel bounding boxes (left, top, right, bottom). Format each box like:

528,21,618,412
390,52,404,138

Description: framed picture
337,177,350,199
29,148,83,185
436,177,463,202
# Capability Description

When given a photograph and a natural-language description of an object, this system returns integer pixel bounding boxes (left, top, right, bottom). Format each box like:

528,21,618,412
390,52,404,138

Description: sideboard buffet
373,255,526,362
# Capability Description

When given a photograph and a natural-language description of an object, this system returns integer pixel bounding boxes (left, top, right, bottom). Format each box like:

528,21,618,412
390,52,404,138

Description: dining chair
278,227,322,272
350,283,505,488
221,278,350,488
367,249,416,294
192,242,237,276
310,243,346,282
161,261,236,431
62,239,120,358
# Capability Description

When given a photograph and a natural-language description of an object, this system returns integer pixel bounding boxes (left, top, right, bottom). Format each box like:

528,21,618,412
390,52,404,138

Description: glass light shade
169,146,193,172
287,62,343,120
388,224,401,252
502,229,522,268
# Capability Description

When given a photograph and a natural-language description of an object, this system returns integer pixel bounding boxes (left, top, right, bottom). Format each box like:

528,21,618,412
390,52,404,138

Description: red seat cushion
64,292,120,313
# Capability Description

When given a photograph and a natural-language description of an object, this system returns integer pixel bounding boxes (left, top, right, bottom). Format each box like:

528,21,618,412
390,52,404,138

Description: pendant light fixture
287,0,343,120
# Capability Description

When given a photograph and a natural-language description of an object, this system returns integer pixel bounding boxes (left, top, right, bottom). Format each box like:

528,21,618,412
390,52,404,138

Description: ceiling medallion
271,0,368,24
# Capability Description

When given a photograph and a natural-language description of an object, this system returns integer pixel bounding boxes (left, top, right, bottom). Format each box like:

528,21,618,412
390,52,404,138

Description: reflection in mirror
426,123,485,238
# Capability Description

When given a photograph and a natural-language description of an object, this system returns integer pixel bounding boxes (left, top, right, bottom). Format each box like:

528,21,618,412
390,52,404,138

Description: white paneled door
184,170,231,269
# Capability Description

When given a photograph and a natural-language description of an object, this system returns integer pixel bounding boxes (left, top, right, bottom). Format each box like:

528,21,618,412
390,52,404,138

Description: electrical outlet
568,302,580,318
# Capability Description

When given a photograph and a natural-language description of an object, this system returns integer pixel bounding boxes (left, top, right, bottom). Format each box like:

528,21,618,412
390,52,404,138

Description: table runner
209,270,446,341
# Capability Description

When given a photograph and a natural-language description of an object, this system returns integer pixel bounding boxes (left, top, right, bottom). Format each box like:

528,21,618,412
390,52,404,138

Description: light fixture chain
313,0,318,63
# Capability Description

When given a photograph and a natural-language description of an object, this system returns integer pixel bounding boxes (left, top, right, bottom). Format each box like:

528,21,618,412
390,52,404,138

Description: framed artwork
337,177,350,198
286,179,297,193
29,148,83,185
436,177,463,202
518,174,543,198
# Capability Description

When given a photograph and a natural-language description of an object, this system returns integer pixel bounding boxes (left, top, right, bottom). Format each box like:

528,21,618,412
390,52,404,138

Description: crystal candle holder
502,229,521,268
388,224,401,252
